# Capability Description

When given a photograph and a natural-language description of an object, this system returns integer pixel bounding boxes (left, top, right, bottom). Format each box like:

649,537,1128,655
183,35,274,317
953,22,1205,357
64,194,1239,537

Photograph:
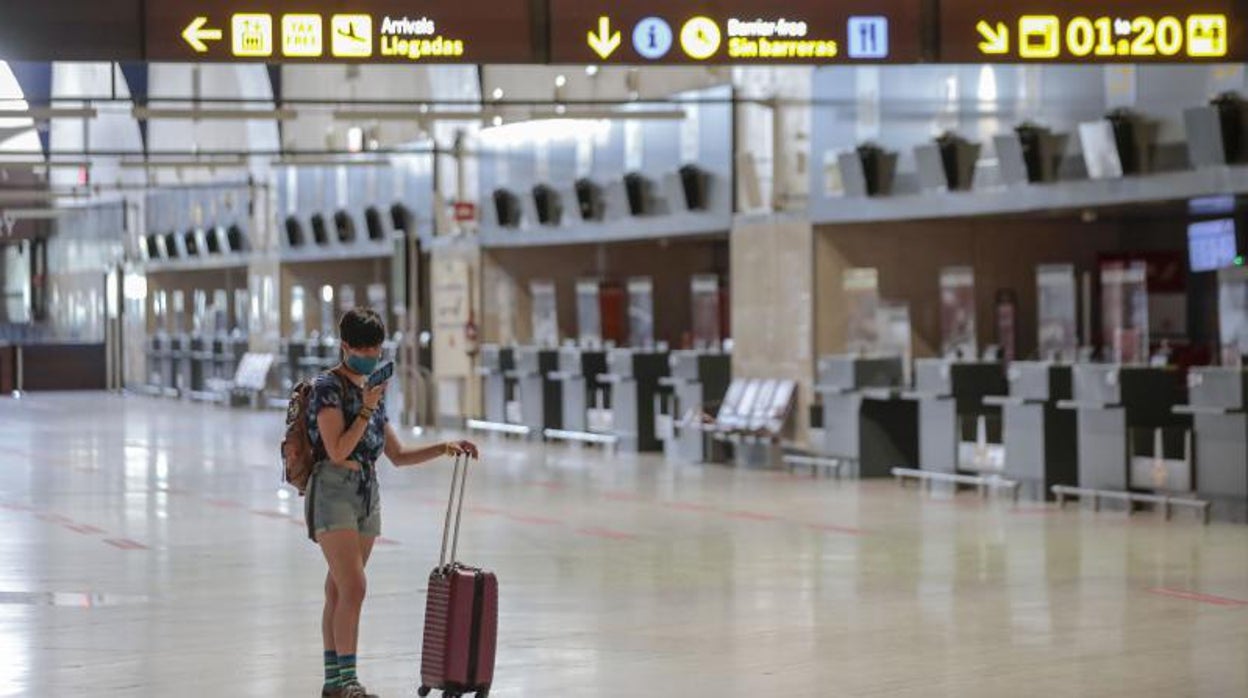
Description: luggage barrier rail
1051,485,1210,524
891,468,1021,501
466,419,532,438
782,454,852,479
543,428,620,451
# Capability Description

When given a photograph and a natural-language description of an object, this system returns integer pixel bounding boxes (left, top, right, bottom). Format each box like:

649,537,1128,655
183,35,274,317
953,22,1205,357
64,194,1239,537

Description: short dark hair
340,308,386,348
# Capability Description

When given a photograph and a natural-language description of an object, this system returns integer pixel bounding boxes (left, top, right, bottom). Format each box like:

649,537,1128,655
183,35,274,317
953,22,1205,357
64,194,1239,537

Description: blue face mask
345,353,380,376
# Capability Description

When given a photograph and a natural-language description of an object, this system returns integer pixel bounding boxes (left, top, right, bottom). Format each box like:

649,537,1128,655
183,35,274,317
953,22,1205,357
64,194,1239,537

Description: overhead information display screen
940,0,1244,63
145,1,537,63
549,0,922,64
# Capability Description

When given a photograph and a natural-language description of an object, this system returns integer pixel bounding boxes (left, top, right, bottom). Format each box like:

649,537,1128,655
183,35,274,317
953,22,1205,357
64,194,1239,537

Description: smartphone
366,361,395,388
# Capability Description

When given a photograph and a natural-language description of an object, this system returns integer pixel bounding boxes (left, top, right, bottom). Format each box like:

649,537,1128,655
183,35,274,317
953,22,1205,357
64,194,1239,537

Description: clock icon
680,16,722,60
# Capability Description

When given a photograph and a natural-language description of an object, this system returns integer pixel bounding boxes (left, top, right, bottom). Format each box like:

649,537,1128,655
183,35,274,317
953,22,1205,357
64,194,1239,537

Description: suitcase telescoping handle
438,454,471,569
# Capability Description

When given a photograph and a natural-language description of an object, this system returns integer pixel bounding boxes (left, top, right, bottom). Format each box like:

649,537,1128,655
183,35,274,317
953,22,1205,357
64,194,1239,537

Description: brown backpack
280,370,343,495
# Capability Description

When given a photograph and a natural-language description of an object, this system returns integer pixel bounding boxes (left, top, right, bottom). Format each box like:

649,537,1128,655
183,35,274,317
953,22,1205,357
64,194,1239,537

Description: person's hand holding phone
363,384,385,411
366,361,395,388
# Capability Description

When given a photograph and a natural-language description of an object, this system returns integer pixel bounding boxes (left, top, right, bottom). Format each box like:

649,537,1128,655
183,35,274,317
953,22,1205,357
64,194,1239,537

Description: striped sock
323,650,341,689
338,654,358,686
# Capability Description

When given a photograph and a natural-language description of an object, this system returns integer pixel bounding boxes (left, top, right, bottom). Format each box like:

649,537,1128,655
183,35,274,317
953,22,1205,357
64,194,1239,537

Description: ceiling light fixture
0,106,99,120
119,156,249,169
132,107,299,121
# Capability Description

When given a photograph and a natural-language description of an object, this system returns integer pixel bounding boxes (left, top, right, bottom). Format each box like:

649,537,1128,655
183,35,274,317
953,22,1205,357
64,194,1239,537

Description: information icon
680,16,721,61
633,17,673,60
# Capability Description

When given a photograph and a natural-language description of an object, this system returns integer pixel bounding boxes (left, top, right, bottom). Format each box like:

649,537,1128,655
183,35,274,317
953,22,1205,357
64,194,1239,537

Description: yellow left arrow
183,16,224,53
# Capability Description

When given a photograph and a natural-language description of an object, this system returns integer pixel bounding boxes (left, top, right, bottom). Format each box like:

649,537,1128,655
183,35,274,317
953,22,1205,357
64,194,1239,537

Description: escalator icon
332,14,373,57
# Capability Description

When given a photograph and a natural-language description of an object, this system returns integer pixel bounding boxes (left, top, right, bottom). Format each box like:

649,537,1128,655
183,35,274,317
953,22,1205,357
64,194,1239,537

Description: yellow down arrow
587,16,622,60
977,20,1009,55
183,16,224,53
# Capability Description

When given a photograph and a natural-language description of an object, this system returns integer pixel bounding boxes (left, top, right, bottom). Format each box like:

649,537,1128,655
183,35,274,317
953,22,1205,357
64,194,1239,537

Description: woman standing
306,308,478,698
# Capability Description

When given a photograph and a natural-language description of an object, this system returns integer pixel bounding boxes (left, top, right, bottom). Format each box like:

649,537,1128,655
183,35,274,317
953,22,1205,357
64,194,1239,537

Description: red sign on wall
452,201,477,223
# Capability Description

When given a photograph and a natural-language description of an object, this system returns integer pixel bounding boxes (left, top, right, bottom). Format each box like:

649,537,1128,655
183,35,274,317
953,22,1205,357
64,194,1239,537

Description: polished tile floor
0,393,1246,697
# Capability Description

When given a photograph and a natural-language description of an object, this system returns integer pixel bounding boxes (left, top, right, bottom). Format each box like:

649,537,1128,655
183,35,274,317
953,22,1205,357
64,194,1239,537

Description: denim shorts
305,462,381,542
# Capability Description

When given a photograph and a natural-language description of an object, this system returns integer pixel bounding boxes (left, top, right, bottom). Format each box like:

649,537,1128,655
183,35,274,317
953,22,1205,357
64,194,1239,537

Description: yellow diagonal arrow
182,16,223,53
977,20,1009,55
587,16,622,60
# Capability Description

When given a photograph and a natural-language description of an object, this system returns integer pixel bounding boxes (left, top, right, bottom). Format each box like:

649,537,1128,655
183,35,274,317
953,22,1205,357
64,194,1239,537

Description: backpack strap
309,368,353,464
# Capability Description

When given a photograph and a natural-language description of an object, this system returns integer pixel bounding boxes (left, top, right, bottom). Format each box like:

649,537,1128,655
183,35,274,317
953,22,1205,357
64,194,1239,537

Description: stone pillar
430,240,482,426
730,214,815,440
247,174,282,355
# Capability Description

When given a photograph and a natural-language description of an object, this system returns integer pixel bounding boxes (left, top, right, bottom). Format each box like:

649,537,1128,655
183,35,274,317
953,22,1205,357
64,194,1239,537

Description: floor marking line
805,522,867,537
205,499,243,509
661,501,718,513
103,538,149,551
505,513,564,526
576,526,639,541
1147,587,1248,607
249,509,290,519
723,510,780,522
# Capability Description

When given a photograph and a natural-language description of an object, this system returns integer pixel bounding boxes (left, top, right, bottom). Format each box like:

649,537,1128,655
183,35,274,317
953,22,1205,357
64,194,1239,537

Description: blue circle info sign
633,17,674,59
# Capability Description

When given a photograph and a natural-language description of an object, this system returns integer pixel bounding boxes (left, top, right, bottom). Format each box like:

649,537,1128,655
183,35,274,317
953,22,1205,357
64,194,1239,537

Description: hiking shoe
324,685,378,698
340,684,378,698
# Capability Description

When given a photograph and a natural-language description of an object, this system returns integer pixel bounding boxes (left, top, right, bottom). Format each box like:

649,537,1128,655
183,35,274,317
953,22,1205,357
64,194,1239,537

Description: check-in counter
810,355,915,477
599,349,670,452
1059,365,1190,494
983,362,1078,500
1175,367,1248,521
660,350,732,463
904,359,1007,476
3,343,107,391
549,347,608,434
478,345,516,425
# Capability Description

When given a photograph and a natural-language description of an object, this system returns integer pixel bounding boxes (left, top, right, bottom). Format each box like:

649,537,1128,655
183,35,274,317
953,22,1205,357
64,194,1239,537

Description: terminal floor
0,394,1246,697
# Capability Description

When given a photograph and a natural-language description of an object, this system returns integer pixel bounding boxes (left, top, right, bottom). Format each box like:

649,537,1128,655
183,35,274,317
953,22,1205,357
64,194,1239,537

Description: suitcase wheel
417,687,430,697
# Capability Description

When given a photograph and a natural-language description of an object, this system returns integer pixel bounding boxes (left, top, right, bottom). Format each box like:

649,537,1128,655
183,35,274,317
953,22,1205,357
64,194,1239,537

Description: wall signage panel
940,0,1244,63
549,0,922,64
145,0,536,63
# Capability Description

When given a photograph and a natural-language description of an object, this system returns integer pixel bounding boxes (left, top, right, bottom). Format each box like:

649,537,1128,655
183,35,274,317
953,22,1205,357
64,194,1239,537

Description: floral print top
307,371,388,471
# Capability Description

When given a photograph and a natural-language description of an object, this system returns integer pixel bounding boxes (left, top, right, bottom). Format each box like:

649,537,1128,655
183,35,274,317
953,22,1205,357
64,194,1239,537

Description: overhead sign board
549,0,922,64
940,0,1245,63
0,0,143,61
145,1,537,63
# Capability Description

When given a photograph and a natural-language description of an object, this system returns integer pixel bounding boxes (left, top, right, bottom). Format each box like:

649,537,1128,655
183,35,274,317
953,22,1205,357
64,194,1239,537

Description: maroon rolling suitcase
418,455,498,698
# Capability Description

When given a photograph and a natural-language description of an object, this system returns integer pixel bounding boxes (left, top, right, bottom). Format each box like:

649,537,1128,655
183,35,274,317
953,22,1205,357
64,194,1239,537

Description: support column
730,214,815,441
430,240,482,426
